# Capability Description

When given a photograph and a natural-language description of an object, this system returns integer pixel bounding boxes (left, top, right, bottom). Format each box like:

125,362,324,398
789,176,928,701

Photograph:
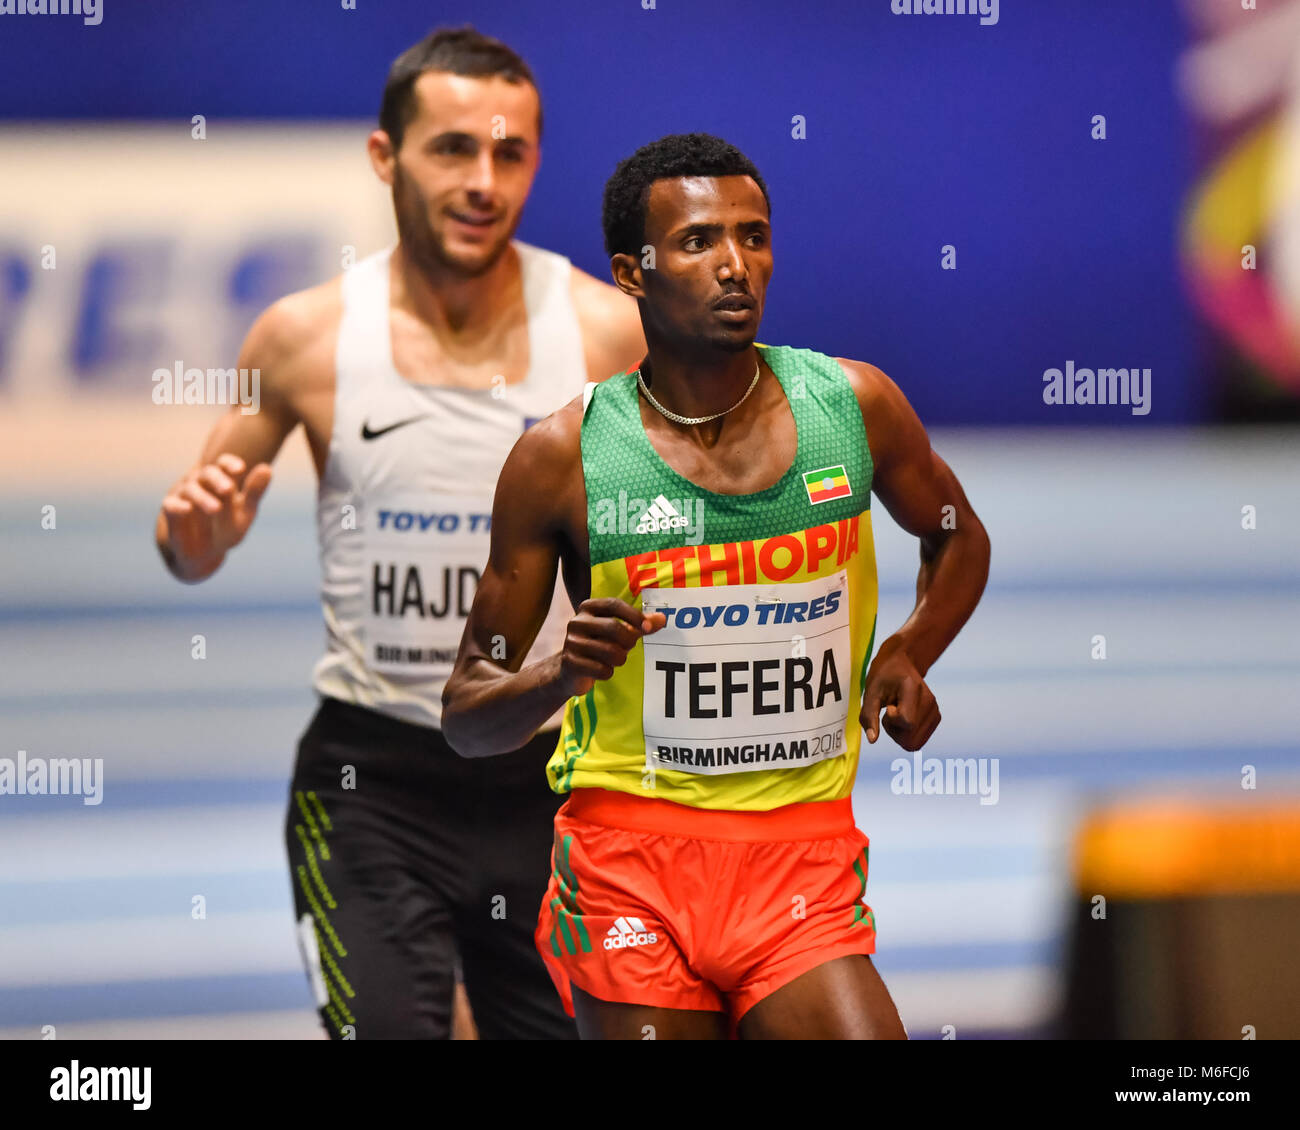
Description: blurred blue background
0,0,1201,424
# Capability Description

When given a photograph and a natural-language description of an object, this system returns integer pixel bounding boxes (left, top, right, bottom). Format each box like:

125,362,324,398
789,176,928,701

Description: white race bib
362,492,493,675
640,571,852,775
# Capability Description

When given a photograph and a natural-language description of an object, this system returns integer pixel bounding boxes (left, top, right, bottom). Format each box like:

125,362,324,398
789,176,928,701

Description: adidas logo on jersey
603,915,659,950
635,494,689,534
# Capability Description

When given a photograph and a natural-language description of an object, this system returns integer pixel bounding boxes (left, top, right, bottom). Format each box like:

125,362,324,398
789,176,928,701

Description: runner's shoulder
834,356,918,428
833,356,924,474
238,277,344,384
570,264,644,379
833,357,895,408
569,262,628,319
495,394,587,536
505,393,585,482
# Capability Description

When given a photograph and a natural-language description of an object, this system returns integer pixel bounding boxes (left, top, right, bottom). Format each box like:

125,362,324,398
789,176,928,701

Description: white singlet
311,242,585,730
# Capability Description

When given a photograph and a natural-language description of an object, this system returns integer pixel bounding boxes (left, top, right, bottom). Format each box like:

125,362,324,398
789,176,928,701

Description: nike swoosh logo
361,414,431,441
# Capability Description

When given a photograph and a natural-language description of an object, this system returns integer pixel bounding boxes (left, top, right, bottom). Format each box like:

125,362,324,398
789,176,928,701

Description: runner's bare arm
571,265,646,381
153,291,321,582
839,358,991,749
440,408,580,756
441,402,664,758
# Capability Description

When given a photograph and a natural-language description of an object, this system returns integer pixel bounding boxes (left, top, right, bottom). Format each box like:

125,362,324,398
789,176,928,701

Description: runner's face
639,176,772,353
391,72,540,277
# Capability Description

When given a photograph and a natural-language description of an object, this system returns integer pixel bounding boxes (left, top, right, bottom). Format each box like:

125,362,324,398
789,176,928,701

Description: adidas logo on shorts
635,494,689,535
603,915,659,950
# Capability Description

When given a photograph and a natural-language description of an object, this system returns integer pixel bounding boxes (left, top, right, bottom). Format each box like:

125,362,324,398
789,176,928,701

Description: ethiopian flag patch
802,465,852,505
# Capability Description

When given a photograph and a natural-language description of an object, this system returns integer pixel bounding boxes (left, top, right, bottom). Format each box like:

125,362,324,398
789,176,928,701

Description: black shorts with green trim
284,696,576,1040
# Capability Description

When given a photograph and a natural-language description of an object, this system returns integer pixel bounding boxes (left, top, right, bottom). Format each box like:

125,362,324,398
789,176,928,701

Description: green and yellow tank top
546,343,879,811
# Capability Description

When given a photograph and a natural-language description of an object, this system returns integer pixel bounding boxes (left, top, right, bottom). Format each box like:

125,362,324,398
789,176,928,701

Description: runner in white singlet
154,27,644,1040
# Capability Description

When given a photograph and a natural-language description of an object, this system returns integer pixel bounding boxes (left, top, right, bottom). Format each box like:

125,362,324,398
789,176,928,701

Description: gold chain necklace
637,361,761,426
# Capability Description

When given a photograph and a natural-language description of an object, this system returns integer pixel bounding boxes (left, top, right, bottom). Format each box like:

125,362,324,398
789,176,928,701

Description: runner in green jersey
444,134,991,1039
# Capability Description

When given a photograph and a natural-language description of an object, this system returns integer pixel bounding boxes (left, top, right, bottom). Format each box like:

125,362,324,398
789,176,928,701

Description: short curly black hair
601,133,771,258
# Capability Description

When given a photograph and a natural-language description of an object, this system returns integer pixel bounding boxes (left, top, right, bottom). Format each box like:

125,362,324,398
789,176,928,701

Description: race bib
640,570,852,775
363,493,492,675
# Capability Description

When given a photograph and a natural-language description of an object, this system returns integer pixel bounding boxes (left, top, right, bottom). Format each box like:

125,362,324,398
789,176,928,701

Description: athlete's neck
638,346,764,439
390,241,522,339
